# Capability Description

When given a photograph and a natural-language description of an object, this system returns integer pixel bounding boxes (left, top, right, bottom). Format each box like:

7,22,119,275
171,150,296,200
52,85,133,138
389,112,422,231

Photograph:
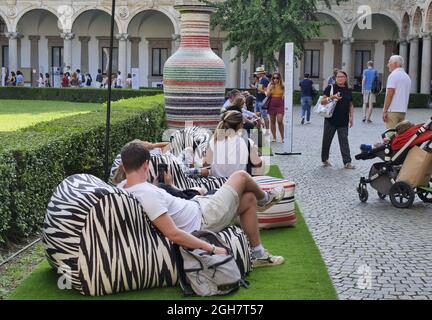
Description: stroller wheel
389,181,415,209
377,192,387,200
358,184,369,203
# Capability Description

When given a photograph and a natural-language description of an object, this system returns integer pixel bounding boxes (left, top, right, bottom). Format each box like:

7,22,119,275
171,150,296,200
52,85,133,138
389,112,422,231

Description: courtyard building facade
0,0,431,93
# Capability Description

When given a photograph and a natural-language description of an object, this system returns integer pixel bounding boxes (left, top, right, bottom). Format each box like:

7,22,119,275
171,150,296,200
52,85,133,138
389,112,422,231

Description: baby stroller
355,117,432,208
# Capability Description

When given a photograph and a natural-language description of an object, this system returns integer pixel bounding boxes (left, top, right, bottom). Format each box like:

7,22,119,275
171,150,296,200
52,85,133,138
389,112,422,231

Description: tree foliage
202,0,342,68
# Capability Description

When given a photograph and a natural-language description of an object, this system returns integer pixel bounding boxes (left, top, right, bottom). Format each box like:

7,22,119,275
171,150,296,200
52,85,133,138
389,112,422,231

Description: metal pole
104,0,116,182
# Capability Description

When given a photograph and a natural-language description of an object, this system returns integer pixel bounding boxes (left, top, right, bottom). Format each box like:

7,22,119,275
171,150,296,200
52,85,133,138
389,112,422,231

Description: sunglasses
273,77,280,80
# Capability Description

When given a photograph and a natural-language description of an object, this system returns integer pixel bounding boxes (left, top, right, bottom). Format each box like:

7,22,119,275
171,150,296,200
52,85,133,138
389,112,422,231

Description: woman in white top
204,110,264,178
38,73,45,87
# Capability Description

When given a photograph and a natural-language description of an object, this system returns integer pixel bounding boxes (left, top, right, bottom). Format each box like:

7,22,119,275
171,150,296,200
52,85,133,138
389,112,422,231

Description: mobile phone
157,163,168,183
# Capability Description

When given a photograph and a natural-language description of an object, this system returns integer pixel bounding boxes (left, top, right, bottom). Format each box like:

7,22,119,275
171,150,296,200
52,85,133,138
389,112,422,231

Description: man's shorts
363,90,376,104
192,184,240,232
386,112,406,130
255,101,269,120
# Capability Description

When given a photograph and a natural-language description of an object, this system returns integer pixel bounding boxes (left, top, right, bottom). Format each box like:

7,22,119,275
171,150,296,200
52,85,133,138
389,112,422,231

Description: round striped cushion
253,176,297,229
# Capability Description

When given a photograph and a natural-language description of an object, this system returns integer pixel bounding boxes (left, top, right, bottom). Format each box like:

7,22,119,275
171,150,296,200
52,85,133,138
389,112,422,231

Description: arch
348,11,400,38
412,7,422,34
13,6,60,32
71,7,121,33
401,12,410,38
126,7,179,35
0,9,9,33
426,2,432,32
316,9,347,38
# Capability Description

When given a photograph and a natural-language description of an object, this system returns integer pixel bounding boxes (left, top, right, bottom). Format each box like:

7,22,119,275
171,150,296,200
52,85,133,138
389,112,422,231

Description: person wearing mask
299,73,315,125
320,70,355,169
382,55,411,129
362,61,378,123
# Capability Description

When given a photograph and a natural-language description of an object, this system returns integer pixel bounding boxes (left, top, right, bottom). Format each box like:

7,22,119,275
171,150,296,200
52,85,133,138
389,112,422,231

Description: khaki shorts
193,185,240,232
363,91,376,104
386,112,406,130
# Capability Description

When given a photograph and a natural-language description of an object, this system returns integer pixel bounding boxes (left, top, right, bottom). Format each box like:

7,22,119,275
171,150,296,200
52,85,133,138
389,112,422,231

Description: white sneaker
252,250,285,268
257,187,285,212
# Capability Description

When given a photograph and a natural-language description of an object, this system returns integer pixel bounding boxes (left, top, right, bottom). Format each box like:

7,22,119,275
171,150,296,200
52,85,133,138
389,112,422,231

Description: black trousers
321,119,352,165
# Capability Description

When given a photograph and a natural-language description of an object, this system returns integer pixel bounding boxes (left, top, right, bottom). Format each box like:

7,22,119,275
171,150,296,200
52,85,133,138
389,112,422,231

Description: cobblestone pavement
269,107,432,300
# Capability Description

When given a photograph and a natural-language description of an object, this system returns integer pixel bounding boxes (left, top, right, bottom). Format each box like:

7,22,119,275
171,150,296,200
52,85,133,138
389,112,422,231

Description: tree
202,0,342,72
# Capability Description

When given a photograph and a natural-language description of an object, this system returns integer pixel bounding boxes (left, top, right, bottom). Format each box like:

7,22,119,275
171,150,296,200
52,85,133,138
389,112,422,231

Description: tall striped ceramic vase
163,5,226,129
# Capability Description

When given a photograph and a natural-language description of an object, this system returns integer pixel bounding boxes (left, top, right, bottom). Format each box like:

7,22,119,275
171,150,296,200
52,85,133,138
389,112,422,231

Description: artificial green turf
8,165,337,300
0,100,101,132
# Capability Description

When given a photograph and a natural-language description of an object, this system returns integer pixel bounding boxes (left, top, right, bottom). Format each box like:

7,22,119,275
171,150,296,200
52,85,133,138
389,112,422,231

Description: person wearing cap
253,66,270,131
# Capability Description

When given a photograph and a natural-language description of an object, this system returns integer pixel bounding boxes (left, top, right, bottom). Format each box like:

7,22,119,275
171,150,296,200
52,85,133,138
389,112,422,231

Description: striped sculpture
163,5,226,129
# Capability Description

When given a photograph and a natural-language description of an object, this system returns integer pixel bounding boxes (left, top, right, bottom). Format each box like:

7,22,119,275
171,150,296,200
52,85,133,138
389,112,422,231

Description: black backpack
371,71,382,94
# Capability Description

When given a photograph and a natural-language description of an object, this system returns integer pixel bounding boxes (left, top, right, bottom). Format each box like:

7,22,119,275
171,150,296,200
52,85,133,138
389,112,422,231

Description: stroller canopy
391,124,432,151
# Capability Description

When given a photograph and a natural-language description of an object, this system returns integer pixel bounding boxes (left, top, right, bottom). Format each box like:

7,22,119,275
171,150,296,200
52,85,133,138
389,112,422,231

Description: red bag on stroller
391,124,432,151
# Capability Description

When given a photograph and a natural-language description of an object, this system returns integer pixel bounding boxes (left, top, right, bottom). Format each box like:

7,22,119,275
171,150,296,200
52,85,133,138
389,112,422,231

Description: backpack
179,230,247,296
371,70,382,94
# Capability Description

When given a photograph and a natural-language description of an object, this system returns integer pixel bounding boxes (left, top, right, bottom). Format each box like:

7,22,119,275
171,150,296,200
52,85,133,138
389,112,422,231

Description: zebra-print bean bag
43,174,252,296
169,126,213,160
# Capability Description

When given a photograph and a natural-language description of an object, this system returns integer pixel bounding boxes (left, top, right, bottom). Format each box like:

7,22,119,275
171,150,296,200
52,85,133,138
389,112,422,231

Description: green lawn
8,165,337,300
0,100,101,132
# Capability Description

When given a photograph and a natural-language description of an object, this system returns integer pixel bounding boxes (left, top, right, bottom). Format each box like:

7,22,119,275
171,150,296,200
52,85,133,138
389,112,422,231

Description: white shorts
193,185,240,232
363,91,376,104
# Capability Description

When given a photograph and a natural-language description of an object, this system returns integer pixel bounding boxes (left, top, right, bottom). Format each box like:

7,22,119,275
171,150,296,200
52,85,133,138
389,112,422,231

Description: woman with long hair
266,72,285,143
320,70,355,169
204,110,264,178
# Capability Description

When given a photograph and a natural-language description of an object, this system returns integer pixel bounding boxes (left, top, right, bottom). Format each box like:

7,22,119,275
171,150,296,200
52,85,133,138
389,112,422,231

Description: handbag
313,85,336,118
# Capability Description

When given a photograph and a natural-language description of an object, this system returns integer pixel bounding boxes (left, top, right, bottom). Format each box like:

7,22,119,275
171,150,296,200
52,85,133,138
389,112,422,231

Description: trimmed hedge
0,95,166,243
0,87,162,104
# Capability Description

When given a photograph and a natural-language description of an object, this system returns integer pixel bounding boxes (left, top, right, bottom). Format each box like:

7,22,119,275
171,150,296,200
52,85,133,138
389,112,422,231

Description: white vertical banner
283,43,294,153
52,67,61,88
131,68,140,90
1,67,6,86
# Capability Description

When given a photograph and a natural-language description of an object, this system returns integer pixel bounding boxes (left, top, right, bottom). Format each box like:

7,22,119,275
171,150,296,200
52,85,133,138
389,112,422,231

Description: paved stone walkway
270,107,432,300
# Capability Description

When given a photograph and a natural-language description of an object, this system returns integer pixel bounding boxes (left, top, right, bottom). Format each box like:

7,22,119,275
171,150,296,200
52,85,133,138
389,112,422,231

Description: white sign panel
131,68,140,90
283,43,294,153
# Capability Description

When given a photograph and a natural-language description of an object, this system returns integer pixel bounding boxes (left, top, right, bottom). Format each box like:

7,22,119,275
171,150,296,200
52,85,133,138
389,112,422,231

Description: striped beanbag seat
43,174,251,296
253,176,297,229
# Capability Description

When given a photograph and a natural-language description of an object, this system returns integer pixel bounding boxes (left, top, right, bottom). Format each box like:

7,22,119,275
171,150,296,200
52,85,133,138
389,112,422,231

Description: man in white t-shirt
383,55,412,129
118,140,285,268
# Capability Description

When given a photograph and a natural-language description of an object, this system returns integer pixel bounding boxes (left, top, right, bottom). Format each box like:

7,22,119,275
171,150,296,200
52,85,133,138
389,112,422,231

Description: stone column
341,37,353,80
79,36,90,74
29,35,40,87
116,33,128,77
129,37,141,69
61,32,75,70
229,46,240,88
408,36,419,93
398,39,408,70
420,33,431,94
6,32,23,73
